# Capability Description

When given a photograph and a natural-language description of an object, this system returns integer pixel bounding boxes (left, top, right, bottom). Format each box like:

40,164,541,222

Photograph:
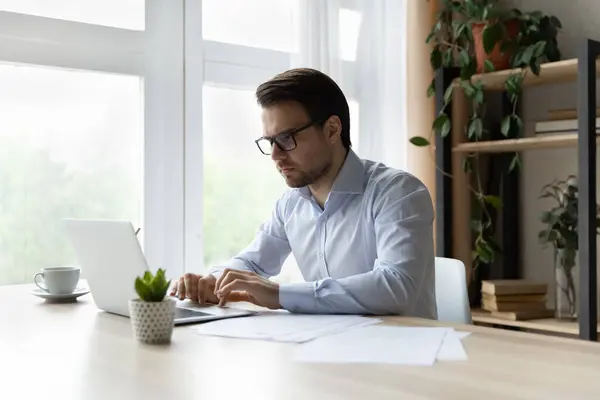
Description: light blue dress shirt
210,149,437,319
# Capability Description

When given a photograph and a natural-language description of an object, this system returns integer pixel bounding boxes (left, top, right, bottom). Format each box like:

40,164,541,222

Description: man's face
260,101,334,188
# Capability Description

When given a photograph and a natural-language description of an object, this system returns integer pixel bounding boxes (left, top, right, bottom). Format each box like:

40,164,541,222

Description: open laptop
63,218,255,325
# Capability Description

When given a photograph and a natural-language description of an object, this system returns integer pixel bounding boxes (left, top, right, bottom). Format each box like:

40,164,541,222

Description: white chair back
434,257,472,324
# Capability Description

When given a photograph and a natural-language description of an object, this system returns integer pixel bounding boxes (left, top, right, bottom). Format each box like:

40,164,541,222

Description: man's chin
282,174,308,189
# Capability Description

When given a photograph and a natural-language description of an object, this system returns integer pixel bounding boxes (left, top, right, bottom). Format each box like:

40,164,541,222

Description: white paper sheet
193,312,381,343
293,326,449,366
436,329,469,361
293,326,470,365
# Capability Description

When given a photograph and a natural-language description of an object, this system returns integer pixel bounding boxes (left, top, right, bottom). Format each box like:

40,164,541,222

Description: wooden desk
2,284,600,400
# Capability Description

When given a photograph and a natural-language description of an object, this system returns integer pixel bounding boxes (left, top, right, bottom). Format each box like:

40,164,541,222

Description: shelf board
471,309,600,336
453,58,600,91
451,133,600,153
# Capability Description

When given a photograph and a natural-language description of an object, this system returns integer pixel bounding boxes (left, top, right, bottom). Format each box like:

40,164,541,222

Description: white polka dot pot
128,297,176,344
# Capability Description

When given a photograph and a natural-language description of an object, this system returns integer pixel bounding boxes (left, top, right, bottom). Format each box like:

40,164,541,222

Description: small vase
128,297,176,344
554,248,578,321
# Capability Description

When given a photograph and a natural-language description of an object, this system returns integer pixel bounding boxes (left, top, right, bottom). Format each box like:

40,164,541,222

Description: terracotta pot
472,19,520,73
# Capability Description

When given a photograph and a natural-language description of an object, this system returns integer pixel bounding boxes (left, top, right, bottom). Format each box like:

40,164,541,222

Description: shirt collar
296,149,365,198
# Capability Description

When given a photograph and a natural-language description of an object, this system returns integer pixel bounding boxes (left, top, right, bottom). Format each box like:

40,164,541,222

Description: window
202,85,286,268
0,63,143,285
0,0,145,30
202,0,297,52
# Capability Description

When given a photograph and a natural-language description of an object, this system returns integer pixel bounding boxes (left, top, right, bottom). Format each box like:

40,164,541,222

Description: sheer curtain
290,0,408,169
275,0,409,283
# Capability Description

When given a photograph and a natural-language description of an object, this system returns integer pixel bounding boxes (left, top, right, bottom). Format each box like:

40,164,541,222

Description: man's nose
271,144,286,161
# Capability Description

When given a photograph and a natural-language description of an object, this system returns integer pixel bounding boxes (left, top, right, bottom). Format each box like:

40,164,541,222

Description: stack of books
481,280,553,321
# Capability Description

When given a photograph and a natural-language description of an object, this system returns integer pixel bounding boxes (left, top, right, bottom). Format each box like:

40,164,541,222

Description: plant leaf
410,136,430,147
484,195,503,209
433,114,451,137
533,41,547,57
509,114,524,137
135,277,152,301
443,84,454,105
459,50,471,68
550,16,562,28
501,115,511,136
462,156,473,173
430,47,443,69
509,153,521,172
482,23,502,54
427,78,435,98
468,118,483,140
484,59,495,72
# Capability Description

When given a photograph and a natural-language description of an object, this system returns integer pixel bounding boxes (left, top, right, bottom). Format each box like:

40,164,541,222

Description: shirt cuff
279,281,318,312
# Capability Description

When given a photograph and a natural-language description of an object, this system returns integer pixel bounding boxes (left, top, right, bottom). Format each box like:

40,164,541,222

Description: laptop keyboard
175,307,211,318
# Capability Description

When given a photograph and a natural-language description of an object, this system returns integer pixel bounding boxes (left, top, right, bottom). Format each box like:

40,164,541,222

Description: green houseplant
128,268,176,344
538,176,600,320
410,0,562,273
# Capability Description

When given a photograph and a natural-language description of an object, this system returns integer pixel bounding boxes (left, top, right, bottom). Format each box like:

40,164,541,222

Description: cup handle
33,272,48,292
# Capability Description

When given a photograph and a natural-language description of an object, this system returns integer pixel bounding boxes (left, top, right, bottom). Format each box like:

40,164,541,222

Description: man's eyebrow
264,127,296,138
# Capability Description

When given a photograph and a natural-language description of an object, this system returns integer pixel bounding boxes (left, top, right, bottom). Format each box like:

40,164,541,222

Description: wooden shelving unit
472,309,600,337
434,39,600,341
452,133,600,153
453,58,600,90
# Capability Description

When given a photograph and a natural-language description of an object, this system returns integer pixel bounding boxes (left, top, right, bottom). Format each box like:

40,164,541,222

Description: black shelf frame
434,38,599,341
576,38,599,341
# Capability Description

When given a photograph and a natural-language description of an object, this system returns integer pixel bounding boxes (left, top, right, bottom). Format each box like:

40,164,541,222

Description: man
170,68,437,319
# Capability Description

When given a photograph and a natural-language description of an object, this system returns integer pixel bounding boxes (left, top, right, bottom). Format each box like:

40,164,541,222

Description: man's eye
278,134,293,144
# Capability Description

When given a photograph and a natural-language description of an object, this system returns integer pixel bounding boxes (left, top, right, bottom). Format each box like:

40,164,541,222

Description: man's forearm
278,262,433,316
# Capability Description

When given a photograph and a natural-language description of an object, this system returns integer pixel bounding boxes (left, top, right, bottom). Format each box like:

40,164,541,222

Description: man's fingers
169,281,178,296
215,268,253,293
215,271,256,294
225,291,252,303
199,277,209,304
217,279,255,306
177,277,186,300
185,273,200,301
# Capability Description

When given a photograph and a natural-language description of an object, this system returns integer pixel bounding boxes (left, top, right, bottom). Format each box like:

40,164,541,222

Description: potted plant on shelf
538,175,600,320
410,0,562,274
129,268,176,344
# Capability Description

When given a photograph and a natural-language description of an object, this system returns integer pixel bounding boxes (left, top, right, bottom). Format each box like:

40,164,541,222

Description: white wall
508,0,600,311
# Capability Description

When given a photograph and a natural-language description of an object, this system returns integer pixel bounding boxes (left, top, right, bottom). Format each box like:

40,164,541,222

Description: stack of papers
193,313,381,342
193,312,471,366
293,326,470,366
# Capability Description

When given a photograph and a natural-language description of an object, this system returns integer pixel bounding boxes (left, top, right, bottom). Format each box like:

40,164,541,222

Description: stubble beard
283,160,332,188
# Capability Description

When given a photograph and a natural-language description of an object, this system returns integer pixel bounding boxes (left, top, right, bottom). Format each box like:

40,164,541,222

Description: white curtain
290,0,408,170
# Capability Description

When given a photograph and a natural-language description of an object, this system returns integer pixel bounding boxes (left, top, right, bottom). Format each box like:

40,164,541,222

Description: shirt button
318,253,325,260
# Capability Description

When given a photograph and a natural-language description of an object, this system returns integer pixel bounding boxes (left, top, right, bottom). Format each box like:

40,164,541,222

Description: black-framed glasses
254,119,325,155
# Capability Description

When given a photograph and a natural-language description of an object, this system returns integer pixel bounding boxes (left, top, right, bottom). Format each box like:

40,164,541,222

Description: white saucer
31,287,91,302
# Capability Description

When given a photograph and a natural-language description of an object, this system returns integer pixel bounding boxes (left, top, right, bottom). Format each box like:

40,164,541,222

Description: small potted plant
128,268,176,344
538,176,600,320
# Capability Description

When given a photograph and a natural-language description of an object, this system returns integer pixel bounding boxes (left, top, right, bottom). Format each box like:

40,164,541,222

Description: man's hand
169,273,219,304
214,269,281,309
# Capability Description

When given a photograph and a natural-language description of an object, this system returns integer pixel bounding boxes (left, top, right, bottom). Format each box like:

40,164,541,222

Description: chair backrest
434,257,472,324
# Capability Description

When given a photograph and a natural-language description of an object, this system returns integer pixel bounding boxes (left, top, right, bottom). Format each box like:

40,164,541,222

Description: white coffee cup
33,266,80,295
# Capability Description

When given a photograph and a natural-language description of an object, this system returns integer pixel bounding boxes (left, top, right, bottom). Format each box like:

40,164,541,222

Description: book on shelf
547,108,600,121
480,280,550,320
535,118,600,135
481,280,547,296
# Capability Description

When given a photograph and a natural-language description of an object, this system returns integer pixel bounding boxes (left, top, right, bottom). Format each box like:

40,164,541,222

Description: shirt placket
316,212,329,278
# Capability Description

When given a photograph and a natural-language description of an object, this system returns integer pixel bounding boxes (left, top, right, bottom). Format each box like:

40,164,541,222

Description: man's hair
255,68,351,149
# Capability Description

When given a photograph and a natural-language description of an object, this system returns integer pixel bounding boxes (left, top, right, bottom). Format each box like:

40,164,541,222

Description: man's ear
325,115,342,144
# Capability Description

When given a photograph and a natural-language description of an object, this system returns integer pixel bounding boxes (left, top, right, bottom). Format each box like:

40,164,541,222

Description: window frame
0,1,186,279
